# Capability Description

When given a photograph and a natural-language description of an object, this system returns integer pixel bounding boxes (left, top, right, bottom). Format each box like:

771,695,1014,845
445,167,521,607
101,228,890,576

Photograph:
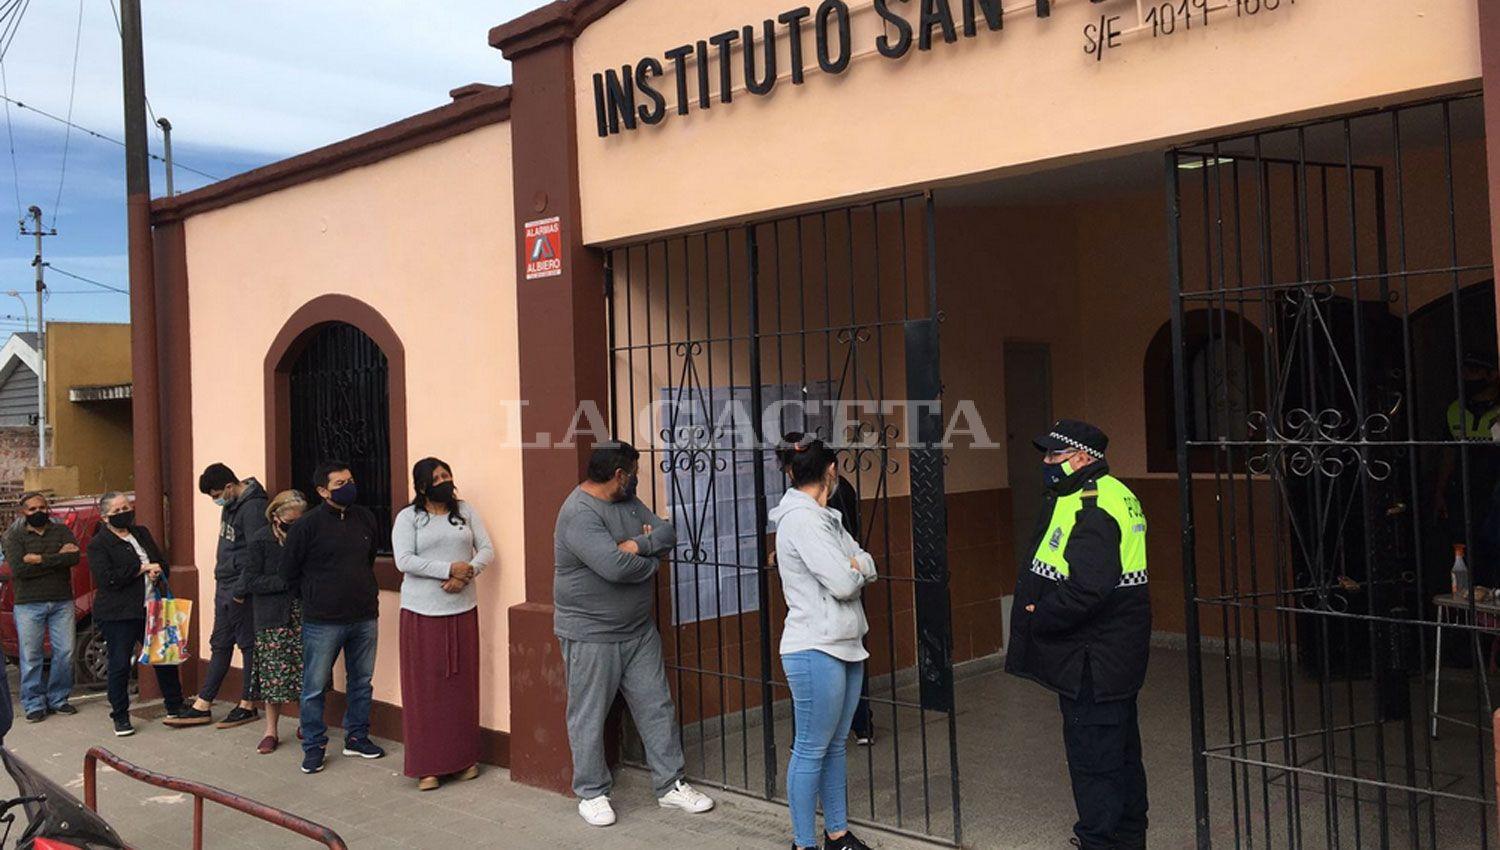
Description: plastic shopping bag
139,580,192,666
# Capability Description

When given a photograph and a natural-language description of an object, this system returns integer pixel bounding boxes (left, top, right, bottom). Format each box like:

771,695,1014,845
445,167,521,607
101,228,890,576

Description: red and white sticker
525,216,563,280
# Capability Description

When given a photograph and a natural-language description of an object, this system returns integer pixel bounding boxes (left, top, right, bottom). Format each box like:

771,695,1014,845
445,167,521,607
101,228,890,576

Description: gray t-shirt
553,486,676,642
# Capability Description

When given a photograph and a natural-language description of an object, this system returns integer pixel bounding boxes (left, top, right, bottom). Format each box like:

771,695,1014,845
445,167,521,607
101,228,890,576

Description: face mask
24,511,49,528
427,481,457,503
277,517,297,532
212,495,229,508
108,510,135,530
1042,458,1076,489
329,482,358,507
620,474,639,501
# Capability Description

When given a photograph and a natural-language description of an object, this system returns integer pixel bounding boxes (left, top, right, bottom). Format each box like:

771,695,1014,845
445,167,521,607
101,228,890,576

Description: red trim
262,294,409,590
151,86,512,225
488,0,628,60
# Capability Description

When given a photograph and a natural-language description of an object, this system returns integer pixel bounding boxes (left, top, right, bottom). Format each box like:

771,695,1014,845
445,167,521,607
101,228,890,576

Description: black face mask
427,481,457,504
108,510,135,530
1042,462,1067,489
24,511,49,528
277,517,297,532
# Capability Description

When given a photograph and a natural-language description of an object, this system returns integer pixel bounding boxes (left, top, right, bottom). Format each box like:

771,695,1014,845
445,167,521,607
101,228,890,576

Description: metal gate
1169,92,1496,848
605,195,963,844
288,321,393,552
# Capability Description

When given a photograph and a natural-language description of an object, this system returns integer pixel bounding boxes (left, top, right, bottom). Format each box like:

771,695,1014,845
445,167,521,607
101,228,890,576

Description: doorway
1004,342,1053,634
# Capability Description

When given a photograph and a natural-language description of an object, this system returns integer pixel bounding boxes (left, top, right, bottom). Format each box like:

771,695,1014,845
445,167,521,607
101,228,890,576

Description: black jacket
1005,462,1152,701
215,478,268,583
87,524,168,623
235,524,294,630
282,502,379,624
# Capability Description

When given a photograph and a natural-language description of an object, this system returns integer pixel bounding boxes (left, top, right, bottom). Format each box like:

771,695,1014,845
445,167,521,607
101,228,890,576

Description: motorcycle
0,749,126,850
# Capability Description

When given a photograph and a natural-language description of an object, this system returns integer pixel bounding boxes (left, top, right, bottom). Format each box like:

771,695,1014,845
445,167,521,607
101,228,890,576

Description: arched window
1144,311,1266,473
264,295,408,566
288,323,394,552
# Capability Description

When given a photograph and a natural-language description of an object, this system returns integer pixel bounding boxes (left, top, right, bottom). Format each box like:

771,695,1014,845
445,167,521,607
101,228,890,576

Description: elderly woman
86,492,186,737
392,457,494,791
235,490,307,754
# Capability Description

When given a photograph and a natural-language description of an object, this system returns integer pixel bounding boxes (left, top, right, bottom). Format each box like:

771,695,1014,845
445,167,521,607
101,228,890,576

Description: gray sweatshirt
392,503,495,617
553,486,676,642
768,488,878,663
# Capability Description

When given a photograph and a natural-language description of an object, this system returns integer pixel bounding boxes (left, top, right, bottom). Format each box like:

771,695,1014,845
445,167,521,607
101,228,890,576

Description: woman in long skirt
236,489,306,754
392,457,495,790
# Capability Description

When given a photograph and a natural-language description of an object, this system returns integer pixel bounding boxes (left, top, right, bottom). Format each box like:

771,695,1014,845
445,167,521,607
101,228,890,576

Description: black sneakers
301,748,326,774
342,737,386,759
24,710,44,723
162,707,213,727
113,717,136,737
824,830,872,850
216,706,259,729
51,703,78,716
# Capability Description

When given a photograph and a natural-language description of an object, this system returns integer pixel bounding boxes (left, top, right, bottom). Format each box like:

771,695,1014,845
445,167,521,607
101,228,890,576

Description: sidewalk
3,679,932,850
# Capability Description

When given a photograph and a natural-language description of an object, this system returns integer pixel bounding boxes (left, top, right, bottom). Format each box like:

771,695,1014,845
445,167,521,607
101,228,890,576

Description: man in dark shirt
2,492,81,722
167,463,266,729
282,460,385,775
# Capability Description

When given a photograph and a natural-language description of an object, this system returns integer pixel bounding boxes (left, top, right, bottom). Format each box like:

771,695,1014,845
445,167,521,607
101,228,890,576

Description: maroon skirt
399,607,481,778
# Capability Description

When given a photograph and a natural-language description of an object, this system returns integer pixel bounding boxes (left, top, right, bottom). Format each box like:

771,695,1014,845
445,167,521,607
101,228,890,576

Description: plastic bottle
1453,544,1471,597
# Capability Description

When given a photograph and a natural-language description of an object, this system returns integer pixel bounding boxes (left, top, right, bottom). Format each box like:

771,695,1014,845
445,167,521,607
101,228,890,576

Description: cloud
1,1,546,159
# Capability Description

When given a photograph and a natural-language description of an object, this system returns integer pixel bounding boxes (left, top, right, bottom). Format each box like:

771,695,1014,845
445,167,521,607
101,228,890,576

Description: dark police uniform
1006,420,1151,850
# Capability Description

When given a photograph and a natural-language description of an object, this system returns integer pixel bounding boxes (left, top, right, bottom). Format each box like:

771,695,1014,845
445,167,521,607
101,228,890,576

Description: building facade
140,2,1500,846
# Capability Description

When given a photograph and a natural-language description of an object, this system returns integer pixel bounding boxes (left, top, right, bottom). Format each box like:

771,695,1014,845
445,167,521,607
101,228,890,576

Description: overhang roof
69,383,132,403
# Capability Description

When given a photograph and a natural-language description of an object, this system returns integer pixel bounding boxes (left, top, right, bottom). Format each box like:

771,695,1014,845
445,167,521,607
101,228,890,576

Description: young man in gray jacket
167,463,266,728
554,441,714,827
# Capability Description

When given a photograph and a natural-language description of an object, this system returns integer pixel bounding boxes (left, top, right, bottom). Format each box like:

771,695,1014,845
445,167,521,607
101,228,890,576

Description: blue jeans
14,600,74,714
300,618,378,754
784,650,864,849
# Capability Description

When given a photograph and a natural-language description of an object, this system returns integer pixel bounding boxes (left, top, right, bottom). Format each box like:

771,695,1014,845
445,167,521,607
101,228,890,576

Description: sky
0,0,547,331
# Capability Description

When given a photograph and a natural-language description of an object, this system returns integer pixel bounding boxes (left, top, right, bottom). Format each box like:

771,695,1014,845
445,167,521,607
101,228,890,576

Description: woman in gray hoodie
768,434,878,850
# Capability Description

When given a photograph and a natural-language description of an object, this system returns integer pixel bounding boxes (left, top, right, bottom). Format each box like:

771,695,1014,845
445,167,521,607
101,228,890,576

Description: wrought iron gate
1169,92,1496,848
288,321,393,552
605,196,963,844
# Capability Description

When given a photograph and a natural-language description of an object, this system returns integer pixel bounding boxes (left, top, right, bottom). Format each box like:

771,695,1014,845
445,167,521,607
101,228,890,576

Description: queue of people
4,421,1150,846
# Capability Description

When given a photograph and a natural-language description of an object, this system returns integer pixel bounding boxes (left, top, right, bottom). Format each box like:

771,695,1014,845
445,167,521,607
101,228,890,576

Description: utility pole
19,206,52,467
156,117,174,197
121,0,163,534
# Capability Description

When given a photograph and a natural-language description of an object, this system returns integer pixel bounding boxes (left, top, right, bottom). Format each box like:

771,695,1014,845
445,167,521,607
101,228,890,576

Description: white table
1430,592,1500,739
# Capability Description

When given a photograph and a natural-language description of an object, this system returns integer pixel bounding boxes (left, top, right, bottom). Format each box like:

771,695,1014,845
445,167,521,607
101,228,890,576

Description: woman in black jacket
86,492,186,736
233,489,307,755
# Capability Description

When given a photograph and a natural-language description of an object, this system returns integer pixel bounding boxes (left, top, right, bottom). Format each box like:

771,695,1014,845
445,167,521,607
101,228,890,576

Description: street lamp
3,290,29,333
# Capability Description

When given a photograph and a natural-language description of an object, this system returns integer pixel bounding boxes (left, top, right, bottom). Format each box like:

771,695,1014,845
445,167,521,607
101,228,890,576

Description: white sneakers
578,781,715,828
658,780,716,814
578,795,617,827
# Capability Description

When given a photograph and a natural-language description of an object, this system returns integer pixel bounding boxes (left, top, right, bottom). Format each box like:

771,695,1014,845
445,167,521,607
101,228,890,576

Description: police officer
1006,419,1150,850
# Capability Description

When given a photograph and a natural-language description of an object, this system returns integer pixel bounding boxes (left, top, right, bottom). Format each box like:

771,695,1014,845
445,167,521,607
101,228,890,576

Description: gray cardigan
392,503,495,616
768,488,878,662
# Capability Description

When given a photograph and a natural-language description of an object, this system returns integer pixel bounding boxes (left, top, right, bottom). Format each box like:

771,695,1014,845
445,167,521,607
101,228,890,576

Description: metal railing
83,747,347,849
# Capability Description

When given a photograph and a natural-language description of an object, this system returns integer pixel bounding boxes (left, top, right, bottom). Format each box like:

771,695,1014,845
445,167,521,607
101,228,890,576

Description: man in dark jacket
168,463,266,728
282,460,385,775
1006,420,1150,850
2,492,81,722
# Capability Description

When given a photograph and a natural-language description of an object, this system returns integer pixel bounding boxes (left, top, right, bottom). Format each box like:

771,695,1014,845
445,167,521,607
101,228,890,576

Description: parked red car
0,498,108,686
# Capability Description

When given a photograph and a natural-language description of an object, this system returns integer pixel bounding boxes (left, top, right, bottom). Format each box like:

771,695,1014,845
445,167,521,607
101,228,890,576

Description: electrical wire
0,93,220,181
46,265,127,294
0,0,29,64
50,0,85,229
0,63,19,227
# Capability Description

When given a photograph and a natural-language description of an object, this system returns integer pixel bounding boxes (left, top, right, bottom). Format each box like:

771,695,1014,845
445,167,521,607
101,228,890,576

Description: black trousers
199,588,254,702
99,619,184,723
1059,678,1149,850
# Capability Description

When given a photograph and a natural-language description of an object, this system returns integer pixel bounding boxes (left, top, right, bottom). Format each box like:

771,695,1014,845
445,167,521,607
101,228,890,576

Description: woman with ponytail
236,489,308,754
392,457,494,791
768,433,879,850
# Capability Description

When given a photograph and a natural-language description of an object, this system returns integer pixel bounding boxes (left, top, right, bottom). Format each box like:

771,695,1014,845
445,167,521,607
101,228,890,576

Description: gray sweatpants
560,630,686,799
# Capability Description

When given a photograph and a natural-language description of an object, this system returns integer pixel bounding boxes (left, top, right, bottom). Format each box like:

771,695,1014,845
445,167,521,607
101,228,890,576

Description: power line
0,92,220,181
0,0,29,64
0,63,18,226
46,265,127,294
50,0,85,229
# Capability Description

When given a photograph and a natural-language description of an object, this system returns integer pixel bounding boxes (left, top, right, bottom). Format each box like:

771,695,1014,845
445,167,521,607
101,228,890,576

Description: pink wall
179,122,524,731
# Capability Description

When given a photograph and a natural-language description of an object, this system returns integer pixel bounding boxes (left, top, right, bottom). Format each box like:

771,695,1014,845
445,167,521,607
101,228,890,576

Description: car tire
75,621,109,688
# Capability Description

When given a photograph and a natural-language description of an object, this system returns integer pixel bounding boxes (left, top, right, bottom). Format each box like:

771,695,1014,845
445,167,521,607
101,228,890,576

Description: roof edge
488,0,628,60
151,84,513,225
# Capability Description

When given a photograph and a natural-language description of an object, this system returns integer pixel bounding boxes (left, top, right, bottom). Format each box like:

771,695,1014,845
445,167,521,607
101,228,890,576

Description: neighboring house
46,323,132,495
0,332,42,487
